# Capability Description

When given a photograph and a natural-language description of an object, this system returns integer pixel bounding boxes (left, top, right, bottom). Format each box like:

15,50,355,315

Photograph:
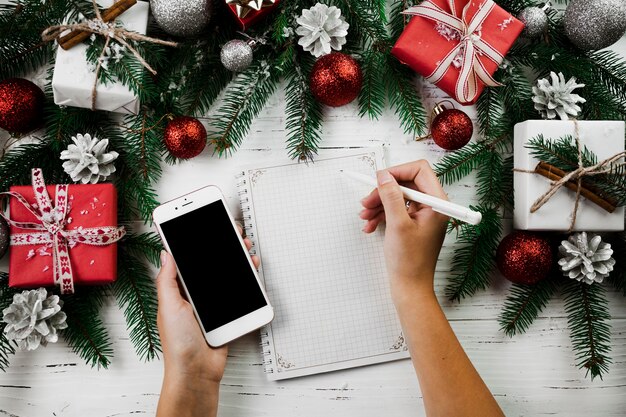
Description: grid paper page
243,150,409,380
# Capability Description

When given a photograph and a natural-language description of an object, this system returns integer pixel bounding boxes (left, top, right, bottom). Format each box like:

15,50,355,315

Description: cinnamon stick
534,161,618,213
58,0,137,50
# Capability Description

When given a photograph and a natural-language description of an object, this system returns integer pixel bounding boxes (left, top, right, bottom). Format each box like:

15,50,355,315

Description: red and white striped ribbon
1,169,125,294
403,0,504,103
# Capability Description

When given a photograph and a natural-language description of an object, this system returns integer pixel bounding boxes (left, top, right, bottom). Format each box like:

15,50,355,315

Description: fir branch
121,231,163,267
209,59,280,155
388,0,415,41
115,251,161,362
62,287,114,369
562,280,612,380
384,55,427,136
337,0,389,45
283,47,323,160
434,142,489,185
588,50,626,102
499,277,559,336
476,149,505,208
445,208,502,302
358,49,387,120
476,86,506,140
0,273,18,371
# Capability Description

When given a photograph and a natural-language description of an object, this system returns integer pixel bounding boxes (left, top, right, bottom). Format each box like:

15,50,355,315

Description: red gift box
226,0,280,30
8,174,121,291
391,0,524,104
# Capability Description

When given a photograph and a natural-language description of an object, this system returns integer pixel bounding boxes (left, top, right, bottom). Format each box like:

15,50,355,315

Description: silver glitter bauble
220,40,253,72
151,0,212,38
0,216,8,260
564,0,626,50
518,7,548,38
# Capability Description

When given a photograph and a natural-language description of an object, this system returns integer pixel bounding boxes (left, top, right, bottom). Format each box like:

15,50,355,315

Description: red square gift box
391,0,524,104
8,169,124,293
226,0,280,30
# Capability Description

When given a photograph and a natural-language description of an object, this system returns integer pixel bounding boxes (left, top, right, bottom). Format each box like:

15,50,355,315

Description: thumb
377,170,409,226
156,251,183,305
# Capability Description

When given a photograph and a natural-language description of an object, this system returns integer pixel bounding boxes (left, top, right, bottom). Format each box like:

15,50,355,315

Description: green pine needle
115,251,161,362
499,277,559,337
385,55,427,136
434,142,490,185
62,287,114,369
358,49,387,120
562,280,612,380
445,208,502,302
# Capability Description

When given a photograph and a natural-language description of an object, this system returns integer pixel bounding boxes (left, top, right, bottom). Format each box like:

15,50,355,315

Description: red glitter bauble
309,52,363,107
164,116,207,159
0,78,45,133
431,106,473,150
496,231,552,285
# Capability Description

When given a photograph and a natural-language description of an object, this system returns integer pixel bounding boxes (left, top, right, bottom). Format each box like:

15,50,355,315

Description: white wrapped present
51,0,149,114
514,120,625,231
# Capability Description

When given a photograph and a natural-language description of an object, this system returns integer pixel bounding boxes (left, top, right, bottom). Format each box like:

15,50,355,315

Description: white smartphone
153,185,274,347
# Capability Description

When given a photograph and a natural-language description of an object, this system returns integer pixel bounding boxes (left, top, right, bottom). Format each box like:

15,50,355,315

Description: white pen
341,169,482,225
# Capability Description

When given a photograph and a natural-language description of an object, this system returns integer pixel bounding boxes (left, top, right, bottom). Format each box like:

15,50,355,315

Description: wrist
390,277,437,308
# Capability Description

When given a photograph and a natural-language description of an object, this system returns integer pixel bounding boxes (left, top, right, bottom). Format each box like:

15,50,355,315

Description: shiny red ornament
164,116,207,159
309,52,363,107
496,231,552,285
430,104,473,150
0,78,45,133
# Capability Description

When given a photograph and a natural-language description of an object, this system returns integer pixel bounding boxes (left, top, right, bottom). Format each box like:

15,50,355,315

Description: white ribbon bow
403,0,505,103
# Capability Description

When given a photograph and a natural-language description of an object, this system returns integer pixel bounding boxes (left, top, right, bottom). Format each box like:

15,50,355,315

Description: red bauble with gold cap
163,116,207,159
430,104,473,150
496,231,553,285
309,52,363,107
0,78,45,133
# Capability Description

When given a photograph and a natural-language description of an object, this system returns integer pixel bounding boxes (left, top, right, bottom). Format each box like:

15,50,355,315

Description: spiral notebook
237,149,409,381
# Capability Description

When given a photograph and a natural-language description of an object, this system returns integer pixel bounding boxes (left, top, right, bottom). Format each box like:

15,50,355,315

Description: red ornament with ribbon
3,169,125,294
226,0,280,30
391,0,524,105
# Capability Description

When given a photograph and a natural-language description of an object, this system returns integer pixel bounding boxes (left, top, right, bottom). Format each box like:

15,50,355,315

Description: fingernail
160,250,168,266
377,170,394,185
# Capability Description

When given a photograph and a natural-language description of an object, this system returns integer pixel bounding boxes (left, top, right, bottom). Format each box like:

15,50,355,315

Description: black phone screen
160,199,267,332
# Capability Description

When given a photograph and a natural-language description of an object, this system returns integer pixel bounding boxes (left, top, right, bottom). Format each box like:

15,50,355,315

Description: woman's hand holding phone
155,226,260,417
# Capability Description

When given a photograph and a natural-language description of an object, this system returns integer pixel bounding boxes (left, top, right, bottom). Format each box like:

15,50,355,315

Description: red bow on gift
0,169,125,294
403,0,505,103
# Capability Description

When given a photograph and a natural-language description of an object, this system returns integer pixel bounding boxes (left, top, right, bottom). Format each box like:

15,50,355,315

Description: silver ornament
564,0,626,50
558,232,615,285
2,288,68,351
518,7,548,38
220,40,253,72
0,216,8,260
151,0,212,38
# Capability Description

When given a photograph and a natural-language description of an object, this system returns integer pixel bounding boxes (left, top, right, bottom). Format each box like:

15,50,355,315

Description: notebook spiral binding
237,171,274,375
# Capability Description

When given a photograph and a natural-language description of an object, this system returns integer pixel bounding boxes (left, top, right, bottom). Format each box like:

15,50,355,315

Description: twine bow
0,169,126,294
403,0,504,104
41,0,178,111
518,120,626,232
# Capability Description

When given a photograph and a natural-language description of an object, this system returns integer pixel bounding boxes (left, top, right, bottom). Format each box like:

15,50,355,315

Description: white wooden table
1,39,626,417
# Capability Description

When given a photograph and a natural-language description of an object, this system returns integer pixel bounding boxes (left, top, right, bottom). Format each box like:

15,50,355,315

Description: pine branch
388,0,415,41
499,277,559,336
562,280,612,380
434,142,489,185
115,251,161,361
337,0,389,46
209,59,280,155
446,208,502,302
62,287,114,369
358,49,387,120
0,273,18,372
384,55,427,136
121,231,163,267
283,46,323,160
476,149,504,208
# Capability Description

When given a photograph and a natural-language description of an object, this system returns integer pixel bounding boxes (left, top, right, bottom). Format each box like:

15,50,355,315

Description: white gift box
52,0,149,114
514,120,626,231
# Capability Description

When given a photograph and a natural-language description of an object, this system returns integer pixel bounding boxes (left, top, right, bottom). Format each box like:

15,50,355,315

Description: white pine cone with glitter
532,71,586,120
558,232,615,285
2,288,68,351
60,133,119,184
296,3,349,57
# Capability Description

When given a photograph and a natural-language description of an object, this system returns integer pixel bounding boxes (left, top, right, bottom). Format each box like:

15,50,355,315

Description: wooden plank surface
0,22,625,417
